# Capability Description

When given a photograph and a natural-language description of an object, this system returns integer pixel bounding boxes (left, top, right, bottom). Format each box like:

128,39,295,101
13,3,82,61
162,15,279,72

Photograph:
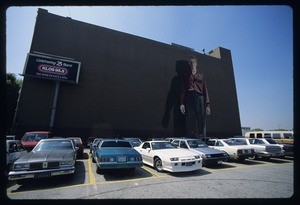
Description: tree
251,128,263,131
6,73,22,134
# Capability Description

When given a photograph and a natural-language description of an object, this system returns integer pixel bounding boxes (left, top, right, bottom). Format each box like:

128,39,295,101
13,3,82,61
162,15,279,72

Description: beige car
206,139,255,162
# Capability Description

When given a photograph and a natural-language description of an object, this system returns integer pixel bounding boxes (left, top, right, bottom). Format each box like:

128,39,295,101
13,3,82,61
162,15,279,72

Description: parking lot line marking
87,155,95,185
141,165,166,177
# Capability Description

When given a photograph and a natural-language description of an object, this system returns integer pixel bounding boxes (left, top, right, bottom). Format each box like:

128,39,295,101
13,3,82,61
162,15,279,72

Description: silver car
171,138,229,166
8,138,78,184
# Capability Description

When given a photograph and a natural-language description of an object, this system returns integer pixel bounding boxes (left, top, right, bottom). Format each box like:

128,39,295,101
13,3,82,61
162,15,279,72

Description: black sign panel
23,53,81,84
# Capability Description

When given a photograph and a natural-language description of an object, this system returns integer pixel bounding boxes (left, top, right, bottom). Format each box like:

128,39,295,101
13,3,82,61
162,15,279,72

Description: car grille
266,146,281,152
29,162,60,170
211,153,225,158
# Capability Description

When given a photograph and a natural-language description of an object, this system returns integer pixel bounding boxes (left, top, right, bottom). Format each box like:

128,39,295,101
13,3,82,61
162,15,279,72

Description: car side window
142,142,150,149
172,140,179,147
206,140,215,146
180,141,188,149
215,141,224,146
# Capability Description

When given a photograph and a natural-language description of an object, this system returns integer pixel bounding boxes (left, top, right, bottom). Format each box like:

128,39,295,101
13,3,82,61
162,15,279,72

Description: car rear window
101,141,132,148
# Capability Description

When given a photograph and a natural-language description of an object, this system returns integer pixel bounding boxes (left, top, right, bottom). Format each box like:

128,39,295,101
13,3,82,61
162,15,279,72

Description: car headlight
194,155,201,159
223,153,228,157
170,157,179,161
14,163,30,170
60,160,74,166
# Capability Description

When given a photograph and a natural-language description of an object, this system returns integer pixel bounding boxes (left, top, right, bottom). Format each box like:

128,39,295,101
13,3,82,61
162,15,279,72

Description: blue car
93,139,143,173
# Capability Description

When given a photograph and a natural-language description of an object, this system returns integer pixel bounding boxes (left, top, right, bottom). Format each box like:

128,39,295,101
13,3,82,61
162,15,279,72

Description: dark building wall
13,9,241,139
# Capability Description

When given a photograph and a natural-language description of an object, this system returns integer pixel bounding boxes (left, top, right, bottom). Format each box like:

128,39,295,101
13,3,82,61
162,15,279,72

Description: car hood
98,148,140,156
191,147,224,154
154,148,198,158
15,150,75,163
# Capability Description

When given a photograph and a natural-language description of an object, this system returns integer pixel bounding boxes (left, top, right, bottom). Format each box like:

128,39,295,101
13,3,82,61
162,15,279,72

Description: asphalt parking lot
5,149,294,199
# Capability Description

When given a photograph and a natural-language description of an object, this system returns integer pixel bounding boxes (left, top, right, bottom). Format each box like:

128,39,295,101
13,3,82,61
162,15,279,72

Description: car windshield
151,142,176,150
101,141,132,148
249,138,264,144
187,139,207,148
223,139,247,146
22,133,48,142
33,140,73,151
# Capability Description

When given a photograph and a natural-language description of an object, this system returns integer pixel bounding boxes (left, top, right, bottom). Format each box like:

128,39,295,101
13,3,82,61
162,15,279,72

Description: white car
206,139,255,162
229,138,283,159
171,138,229,166
135,140,202,172
261,138,293,157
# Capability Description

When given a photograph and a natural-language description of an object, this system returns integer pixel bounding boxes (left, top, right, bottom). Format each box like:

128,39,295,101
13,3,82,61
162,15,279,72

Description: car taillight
130,156,142,161
98,157,114,162
99,157,109,162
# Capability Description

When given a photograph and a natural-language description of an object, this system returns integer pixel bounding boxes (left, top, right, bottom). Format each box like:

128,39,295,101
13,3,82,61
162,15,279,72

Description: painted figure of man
180,55,211,138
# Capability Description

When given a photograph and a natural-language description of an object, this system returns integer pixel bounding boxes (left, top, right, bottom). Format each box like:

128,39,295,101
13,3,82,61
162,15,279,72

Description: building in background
12,9,241,141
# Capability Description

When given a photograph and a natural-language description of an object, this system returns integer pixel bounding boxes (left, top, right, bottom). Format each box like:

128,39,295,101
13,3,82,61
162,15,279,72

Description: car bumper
162,159,202,172
97,161,143,169
256,151,284,157
232,153,255,159
8,166,75,180
203,157,229,165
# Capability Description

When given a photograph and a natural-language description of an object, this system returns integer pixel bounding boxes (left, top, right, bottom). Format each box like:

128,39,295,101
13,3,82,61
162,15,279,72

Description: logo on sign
38,65,68,75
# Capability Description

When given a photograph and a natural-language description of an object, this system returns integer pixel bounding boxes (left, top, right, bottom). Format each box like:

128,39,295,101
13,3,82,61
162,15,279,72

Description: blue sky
6,6,293,131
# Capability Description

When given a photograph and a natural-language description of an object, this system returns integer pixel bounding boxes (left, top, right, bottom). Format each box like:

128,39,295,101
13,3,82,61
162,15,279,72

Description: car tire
154,157,163,172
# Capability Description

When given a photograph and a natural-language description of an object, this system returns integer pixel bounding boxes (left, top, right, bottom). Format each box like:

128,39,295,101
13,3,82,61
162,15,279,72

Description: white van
244,131,293,144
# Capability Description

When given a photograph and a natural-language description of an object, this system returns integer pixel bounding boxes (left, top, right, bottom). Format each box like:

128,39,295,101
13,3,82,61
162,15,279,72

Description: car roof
100,138,127,142
40,138,72,141
172,138,200,141
145,140,169,143
25,131,50,134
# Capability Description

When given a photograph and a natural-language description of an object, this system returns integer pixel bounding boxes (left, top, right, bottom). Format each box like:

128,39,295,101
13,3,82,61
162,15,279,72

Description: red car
21,131,52,152
67,137,84,158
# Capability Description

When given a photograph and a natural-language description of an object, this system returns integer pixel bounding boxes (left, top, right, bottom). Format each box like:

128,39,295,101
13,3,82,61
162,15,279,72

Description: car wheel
154,157,163,172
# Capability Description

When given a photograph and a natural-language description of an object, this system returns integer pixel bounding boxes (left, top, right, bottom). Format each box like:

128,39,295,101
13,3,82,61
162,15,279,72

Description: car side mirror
75,147,79,151
146,148,151,153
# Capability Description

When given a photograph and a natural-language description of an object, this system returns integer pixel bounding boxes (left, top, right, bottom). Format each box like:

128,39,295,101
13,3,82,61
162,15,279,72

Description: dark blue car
93,139,143,173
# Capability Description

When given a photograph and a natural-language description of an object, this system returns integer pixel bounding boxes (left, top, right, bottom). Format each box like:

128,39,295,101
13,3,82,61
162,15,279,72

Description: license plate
217,161,222,164
36,172,51,178
117,156,127,163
